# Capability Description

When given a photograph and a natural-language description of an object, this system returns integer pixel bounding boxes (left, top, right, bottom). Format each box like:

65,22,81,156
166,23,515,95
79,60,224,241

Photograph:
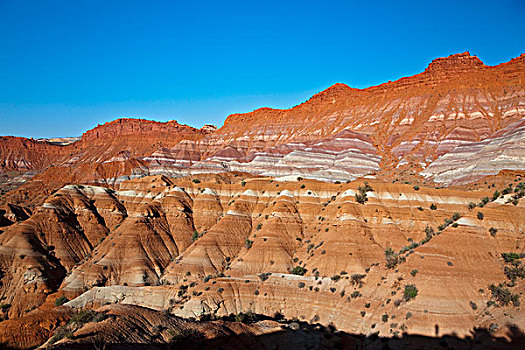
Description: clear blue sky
0,0,523,138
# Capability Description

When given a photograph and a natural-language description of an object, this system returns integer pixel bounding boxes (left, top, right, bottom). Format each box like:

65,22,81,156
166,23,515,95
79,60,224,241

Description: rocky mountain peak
424,51,485,74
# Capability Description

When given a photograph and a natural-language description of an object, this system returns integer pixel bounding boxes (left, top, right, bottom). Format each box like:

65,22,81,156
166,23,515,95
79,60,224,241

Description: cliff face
205,52,524,181
2,53,524,203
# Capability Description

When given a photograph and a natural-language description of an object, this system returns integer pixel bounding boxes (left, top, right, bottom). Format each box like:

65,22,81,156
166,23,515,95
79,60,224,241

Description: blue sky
0,0,523,138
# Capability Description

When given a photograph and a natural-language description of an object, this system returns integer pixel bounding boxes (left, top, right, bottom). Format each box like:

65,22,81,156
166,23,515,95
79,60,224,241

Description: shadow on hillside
4,323,524,350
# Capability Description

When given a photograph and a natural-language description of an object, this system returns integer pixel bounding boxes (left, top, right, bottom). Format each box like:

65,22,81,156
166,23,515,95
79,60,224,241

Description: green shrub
489,284,520,306
192,230,202,242
425,225,434,238
244,239,253,249
355,183,373,204
413,185,420,191
355,191,367,204
504,265,525,282
502,252,522,263
54,296,69,307
234,311,258,323
430,203,437,210
489,227,498,237
70,309,99,324
192,179,201,184
385,247,399,269
291,266,307,276
403,284,418,301
49,327,74,344
477,212,484,220
350,274,366,285
410,269,418,277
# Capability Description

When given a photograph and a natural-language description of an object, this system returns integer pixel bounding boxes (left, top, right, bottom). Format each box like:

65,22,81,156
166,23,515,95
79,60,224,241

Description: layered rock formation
1,173,523,347
1,52,524,209
1,52,525,348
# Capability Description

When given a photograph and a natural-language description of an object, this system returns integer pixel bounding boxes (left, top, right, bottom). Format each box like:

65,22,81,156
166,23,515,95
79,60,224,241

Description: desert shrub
49,326,74,344
331,275,341,282
192,179,201,184
291,266,306,276
298,282,305,288
241,181,246,187
403,284,418,301
70,309,99,324
413,185,419,191
350,274,366,285
502,252,522,263
256,223,262,231
382,314,389,322
245,239,253,249
504,265,525,282
469,301,478,310
492,190,500,201
384,248,399,269
452,212,461,221
410,269,418,277
430,203,437,210
54,296,69,306
477,212,484,220
425,225,434,238
191,230,201,242
479,197,489,207
351,291,361,298
489,227,498,237
355,191,367,204
489,284,520,306
258,272,271,281
355,183,373,204
468,202,476,210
